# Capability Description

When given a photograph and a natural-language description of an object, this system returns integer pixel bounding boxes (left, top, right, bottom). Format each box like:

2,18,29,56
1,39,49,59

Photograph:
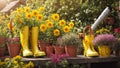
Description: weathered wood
22,55,120,67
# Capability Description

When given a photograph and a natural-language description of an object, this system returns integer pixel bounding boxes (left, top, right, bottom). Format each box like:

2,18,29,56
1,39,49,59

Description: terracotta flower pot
54,46,65,55
0,47,5,57
65,46,77,57
7,43,21,58
38,40,46,52
46,46,54,56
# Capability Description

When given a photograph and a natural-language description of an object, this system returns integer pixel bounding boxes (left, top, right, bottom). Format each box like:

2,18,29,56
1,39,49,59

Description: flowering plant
0,55,34,68
93,34,117,46
7,37,20,44
39,13,75,44
95,28,110,35
0,13,9,36
10,6,45,31
114,27,120,38
46,54,69,68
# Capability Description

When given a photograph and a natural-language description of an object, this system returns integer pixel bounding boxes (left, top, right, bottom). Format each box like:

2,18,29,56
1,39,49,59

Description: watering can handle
79,26,93,39
83,26,93,37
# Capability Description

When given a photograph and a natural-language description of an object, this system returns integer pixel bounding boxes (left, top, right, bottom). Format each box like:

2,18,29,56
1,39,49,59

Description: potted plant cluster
37,12,75,56
58,32,81,57
93,34,117,57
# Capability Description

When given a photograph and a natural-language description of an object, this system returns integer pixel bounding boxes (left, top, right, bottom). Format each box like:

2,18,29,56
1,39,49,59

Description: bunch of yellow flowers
39,13,75,44
10,5,75,44
10,6,45,31
95,28,110,35
0,55,34,68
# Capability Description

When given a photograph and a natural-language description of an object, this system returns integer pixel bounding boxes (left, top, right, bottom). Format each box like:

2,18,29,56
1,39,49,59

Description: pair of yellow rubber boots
20,26,45,57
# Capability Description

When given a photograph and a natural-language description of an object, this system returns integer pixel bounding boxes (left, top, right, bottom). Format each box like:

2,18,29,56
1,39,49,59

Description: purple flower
50,54,69,64
13,37,19,42
93,34,116,46
8,38,12,43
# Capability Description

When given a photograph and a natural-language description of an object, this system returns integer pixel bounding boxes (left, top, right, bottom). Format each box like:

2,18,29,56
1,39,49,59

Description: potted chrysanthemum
93,34,117,57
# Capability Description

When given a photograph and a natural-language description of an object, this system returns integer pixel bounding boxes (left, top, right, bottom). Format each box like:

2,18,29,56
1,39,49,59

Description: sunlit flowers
68,22,74,28
39,6,45,11
46,20,53,28
0,55,34,68
32,10,39,16
37,14,44,21
59,20,66,26
51,13,60,21
26,13,33,19
95,28,110,35
63,26,70,33
24,6,30,12
40,24,47,32
54,29,60,36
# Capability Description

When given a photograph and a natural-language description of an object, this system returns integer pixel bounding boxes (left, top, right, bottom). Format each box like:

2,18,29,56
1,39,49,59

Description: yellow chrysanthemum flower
59,20,66,26
5,58,10,62
7,23,11,30
13,60,18,64
28,61,34,67
24,6,30,12
96,28,110,34
19,18,23,24
12,27,15,31
63,26,70,33
39,6,44,11
54,29,60,36
26,13,33,19
40,24,47,32
13,55,22,61
51,13,60,21
68,22,74,28
0,62,5,65
46,20,53,28
32,10,39,16
37,14,43,21
16,7,23,12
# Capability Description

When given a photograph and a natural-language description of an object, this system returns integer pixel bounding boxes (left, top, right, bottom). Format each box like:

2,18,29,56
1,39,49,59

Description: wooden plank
22,55,120,66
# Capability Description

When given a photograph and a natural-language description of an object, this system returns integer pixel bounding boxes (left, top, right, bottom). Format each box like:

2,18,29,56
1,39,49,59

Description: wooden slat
22,55,120,66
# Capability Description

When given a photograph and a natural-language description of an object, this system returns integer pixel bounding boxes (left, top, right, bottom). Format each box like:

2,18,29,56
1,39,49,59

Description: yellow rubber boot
20,26,33,57
30,27,46,57
83,35,98,57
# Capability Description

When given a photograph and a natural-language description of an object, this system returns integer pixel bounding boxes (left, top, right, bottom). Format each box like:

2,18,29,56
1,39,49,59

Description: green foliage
58,32,81,46
42,0,119,33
